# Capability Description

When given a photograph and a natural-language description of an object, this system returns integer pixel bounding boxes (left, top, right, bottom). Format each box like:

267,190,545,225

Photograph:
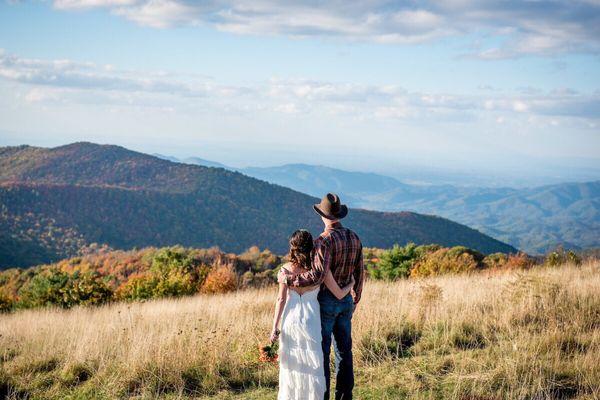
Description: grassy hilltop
1,261,599,399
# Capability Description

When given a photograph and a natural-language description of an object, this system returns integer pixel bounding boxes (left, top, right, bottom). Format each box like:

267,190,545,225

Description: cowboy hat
313,193,348,220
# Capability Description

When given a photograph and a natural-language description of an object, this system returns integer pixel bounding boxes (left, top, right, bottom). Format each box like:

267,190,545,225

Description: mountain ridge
208,161,598,254
0,142,516,268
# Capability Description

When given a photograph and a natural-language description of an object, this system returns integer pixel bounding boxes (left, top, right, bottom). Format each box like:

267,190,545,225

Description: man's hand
352,292,358,312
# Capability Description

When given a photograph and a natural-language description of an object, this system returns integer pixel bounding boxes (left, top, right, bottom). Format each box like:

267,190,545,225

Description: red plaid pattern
285,222,365,304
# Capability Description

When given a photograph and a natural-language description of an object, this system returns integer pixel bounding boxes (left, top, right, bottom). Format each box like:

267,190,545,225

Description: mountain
241,164,406,205
153,154,231,170
0,143,515,268
234,163,599,254
152,153,180,163
182,156,230,169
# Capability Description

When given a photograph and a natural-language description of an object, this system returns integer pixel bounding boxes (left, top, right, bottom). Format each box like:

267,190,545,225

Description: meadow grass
1,261,599,399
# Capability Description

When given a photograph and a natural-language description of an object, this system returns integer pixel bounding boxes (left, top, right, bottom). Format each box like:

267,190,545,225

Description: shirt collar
325,221,343,232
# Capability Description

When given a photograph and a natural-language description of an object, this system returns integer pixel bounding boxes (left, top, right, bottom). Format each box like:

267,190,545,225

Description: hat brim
313,204,348,220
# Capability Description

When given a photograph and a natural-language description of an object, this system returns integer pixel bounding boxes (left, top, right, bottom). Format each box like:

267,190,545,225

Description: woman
270,229,354,400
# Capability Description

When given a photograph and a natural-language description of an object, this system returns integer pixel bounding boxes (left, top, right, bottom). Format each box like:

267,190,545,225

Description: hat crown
321,193,340,213
313,192,348,220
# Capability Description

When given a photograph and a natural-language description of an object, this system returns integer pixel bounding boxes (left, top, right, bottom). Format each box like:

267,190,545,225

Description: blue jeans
318,288,354,400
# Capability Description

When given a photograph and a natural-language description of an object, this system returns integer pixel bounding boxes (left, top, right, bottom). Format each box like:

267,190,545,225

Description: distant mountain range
0,143,515,268
171,157,599,254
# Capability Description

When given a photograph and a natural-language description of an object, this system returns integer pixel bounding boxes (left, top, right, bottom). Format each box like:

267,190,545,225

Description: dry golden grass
1,261,599,399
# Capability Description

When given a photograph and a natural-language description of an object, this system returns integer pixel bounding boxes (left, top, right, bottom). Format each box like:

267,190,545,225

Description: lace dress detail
278,287,326,400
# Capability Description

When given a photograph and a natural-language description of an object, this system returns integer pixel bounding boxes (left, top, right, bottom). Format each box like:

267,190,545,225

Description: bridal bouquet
258,341,279,363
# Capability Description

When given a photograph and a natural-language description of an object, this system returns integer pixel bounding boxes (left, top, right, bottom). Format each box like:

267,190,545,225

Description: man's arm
280,238,330,287
351,243,365,305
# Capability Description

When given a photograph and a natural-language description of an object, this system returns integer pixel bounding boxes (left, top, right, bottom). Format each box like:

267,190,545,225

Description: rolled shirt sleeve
352,242,365,304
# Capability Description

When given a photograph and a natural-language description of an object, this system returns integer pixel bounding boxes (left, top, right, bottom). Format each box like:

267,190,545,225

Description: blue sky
0,0,599,184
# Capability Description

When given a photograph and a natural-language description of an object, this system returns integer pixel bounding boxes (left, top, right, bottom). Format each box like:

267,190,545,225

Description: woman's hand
344,275,355,291
269,329,280,343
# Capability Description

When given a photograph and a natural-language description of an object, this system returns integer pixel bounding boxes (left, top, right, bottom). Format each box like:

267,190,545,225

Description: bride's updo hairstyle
289,229,314,270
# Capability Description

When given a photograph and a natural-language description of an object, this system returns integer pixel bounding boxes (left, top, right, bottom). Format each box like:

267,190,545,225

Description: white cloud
24,87,62,103
49,0,600,57
54,0,138,9
512,100,529,112
112,0,199,28
1,51,598,122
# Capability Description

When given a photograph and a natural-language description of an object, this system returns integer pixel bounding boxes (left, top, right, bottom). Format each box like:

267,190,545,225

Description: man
279,193,365,400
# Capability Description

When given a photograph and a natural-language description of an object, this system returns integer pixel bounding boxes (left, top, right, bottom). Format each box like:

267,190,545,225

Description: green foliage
117,274,158,301
18,268,70,308
483,252,509,269
149,247,198,297
0,240,558,310
545,248,582,267
0,245,283,309
410,246,484,278
59,272,112,307
370,243,419,280
17,268,112,309
0,289,12,312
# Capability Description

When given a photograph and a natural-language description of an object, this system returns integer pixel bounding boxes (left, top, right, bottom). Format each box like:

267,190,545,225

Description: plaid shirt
285,222,365,304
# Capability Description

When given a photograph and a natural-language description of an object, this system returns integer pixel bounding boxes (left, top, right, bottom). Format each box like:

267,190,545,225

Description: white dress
278,287,326,400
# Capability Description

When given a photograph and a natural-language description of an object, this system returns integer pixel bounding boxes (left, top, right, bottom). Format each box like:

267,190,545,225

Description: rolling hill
225,163,599,254
0,143,515,268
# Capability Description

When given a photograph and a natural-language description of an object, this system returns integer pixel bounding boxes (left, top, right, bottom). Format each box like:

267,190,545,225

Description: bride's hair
288,229,314,270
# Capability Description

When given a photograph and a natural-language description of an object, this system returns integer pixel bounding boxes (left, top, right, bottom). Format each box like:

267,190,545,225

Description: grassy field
1,261,599,400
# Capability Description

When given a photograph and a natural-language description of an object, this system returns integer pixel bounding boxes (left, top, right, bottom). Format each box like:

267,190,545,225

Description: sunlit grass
1,261,599,399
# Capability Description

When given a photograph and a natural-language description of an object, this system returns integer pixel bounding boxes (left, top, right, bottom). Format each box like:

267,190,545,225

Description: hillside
229,163,600,254
0,143,515,268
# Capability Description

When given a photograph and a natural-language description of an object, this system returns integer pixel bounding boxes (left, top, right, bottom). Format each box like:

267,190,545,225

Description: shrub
369,243,420,280
239,270,276,289
151,267,196,298
59,272,113,307
363,247,384,274
410,246,484,278
125,246,204,299
150,247,196,277
545,248,582,267
116,273,158,301
238,246,281,272
201,264,238,294
505,252,535,269
483,252,509,269
0,290,13,312
18,268,70,308
17,269,112,308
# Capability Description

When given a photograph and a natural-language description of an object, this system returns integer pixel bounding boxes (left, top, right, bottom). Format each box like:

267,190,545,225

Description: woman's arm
280,239,331,288
323,269,355,300
270,279,288,342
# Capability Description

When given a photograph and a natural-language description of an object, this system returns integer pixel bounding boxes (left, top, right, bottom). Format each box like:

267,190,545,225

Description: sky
0,0,599,185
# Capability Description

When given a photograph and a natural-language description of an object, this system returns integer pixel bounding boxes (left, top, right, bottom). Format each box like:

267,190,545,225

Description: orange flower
258,342,279,363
